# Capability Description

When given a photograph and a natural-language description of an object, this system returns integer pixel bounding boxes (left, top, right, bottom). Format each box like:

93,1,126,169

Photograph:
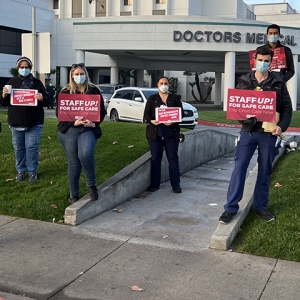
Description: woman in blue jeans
57,63,106,204
0,56,49,183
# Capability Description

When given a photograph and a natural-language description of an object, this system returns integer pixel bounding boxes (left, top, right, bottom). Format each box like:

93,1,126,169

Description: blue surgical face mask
256,61,270,73
73,75,86,85
19,68,31,77
267,35,279,43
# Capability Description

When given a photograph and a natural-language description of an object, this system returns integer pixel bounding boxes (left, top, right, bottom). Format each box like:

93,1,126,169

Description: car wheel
110,109,119,122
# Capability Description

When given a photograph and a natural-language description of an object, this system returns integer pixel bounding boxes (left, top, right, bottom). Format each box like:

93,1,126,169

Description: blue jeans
225,131,279,213
58,127,97,198
148,137,180,188
10,126,42,175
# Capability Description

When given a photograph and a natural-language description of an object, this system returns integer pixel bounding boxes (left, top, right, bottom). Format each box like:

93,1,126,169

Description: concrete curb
210,134,300,250
64,128,236,225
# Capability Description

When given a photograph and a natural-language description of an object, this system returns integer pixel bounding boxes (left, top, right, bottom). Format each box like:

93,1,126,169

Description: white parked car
97,84,127,109
107,87,198,129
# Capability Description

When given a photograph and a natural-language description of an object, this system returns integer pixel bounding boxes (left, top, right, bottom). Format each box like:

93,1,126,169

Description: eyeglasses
72,63,85,68
19,66,30,69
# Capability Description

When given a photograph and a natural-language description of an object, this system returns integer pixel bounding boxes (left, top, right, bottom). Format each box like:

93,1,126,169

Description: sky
244,0,300,11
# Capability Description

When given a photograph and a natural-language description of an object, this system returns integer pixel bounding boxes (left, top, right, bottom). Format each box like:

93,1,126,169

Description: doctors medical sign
227,89,276,122
58,94,101,122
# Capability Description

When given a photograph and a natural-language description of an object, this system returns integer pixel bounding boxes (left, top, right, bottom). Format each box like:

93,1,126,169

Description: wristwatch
92,123,96,128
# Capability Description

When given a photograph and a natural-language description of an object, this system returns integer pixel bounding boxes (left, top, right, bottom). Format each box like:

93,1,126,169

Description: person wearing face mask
46,80,56,109
256,24,295,83
57,63,106,204
219,47,292,225
143,76,183,193
0,56,49,183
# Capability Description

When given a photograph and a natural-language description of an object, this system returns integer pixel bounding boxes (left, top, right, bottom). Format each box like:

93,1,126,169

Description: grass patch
232,150,300,262
199,110,300,128
0,111,149,223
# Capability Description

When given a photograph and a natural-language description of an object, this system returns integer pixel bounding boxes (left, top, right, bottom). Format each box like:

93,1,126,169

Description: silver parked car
97,84,127,109
107,87,198,129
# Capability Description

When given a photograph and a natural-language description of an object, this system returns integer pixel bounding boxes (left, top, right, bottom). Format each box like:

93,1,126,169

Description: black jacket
0,75,49,127
237,72,292,132
143,93,183,141
257,42,295,82
57,85,106,139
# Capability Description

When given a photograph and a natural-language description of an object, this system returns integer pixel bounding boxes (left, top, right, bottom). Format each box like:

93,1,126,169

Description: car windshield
100,86,115,94
142,89,158,99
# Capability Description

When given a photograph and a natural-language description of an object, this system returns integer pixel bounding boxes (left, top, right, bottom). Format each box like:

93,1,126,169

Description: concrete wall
64,128,236,226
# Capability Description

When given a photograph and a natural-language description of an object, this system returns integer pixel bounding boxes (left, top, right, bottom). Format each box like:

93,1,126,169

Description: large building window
0,26,29,55
53,0,59,9
124,0,132,6
72,0,82,18
96,0,106,17
156,0,166,3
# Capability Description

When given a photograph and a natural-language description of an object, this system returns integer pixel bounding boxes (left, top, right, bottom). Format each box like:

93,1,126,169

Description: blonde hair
62,65,96,94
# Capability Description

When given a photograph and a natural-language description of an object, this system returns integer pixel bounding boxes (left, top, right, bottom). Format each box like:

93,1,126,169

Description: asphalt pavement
1,106,300,299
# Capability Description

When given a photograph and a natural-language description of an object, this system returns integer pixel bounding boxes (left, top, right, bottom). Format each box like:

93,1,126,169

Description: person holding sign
0,56,49,183
257,24,294,83
219,47,292,224
143,76,183,194
57,63,106,204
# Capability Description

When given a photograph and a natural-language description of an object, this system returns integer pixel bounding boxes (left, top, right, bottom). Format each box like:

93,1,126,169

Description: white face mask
159,84,169,93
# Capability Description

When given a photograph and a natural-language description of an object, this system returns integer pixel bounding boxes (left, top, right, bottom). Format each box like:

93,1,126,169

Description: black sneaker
255,210,275,221
28,174,37,183
87,185,98,201
15,173,25,182
219,211,237,224
172,186,182,193
69,196,79,204
147,186,160,192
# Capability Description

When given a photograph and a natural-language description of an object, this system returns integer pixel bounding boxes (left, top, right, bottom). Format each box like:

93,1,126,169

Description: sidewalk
1,124,300,299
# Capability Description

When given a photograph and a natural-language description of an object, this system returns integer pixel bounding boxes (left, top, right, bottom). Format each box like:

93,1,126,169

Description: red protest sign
10,89,37,106
57,94,101,122
155,107,182,123
227,88,276,122
249,47,287,71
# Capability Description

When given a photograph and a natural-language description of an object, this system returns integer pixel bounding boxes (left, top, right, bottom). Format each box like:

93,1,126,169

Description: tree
169,77,178,94
45,68,57,80
9,68,18,77
184,71,215,103
119,69,135,85
188,82,200,102
203,76,215,102
145,70,163,87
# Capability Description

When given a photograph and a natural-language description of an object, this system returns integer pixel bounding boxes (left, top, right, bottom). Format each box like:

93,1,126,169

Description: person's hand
82,119,95,128
2,86,8,98
151,120,160,126
34,93,43,101
272,126,282,136
164,121,172,126
74,117,84,127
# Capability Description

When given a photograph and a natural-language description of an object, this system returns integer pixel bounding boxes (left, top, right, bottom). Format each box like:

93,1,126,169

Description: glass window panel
72,0,82,18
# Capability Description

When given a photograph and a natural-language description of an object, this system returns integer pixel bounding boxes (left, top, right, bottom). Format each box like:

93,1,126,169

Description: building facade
0,0,299,109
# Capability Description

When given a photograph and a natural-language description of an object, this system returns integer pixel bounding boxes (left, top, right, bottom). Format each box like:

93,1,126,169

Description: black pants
148,136,180,188
48,96,54,108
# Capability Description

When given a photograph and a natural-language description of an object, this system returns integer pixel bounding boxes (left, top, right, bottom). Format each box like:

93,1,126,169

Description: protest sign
227,88,276,122
155,107,182,123
57,94,101,122
10,89,37,106
249,47,287,71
